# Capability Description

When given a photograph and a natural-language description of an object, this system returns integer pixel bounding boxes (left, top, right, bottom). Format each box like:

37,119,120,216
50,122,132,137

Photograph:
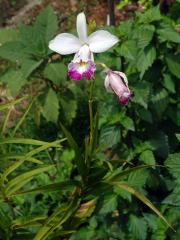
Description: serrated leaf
35,6,58,44
98,194,117,215
132,82,150,109
100,125,120,149
157,24,180,43
150,132,169,158
138,6,162,23
44,62,67,85
120,116,135,131
128,169,148,188
140,150,156,166
151,88,169,118
0,28,19,45
166,54,180,79
21,59,43,78
129,215,147,240
165,153,180,179
135,25,155,49
163,180,180,206
137,107,153,123
0,69,26,96
137,46,156,78
118,40,137,60
0,41,27,62
43,89,59,123
163,74,175,93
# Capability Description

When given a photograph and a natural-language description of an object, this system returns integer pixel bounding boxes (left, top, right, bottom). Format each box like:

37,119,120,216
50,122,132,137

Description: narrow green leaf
5,165,54,196
111,182,174,231
12,181,80,196
0,97,25,111
12,98,36,137
60,123,86,177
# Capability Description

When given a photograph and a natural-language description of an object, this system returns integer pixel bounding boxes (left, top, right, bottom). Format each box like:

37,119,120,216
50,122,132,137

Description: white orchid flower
105,70,134,105
49,12,119,81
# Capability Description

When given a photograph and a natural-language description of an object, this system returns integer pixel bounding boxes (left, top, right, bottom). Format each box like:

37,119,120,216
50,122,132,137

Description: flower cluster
49,12,133,105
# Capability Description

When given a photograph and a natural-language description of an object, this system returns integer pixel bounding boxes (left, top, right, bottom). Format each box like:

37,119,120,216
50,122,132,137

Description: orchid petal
76,12,87,42
114,71,128,85
88,30,119,53
49,33,81,55
104,75,112,92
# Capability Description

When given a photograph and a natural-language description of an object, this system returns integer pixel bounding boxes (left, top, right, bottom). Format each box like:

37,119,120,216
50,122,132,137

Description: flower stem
88,78,95,160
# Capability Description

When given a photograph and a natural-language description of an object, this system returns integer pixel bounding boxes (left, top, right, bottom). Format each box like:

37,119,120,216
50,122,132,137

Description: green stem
88,78,95,159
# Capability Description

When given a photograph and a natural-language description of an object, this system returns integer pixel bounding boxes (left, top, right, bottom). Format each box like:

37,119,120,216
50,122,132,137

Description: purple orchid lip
68,60,96,81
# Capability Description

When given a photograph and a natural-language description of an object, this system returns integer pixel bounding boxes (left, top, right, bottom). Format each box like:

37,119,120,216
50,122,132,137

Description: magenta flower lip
68,60,96,81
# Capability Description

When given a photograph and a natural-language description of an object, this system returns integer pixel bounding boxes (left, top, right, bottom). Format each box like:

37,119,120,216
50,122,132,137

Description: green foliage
0,2,179,240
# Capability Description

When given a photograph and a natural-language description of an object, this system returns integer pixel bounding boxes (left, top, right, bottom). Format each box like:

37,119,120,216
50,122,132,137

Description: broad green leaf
140,150,156,166
176,134,180,142
120,116,135,131
129,215,147,240
165,153,180,179
0,70,26,96
60,98,77,124
128,169,148,188
138,6,162,23
118,40,137,60
98,194,117,215
35,6,58,44
117,20,133,38
149,132,169,158
166,54,180,79
100,125,120,149
137,107,153,123
44,62,67,85
163,74,175,93
0,28,19,45
137,46,156,78
132,82,150,109
135,25,155,49
163,180,180,206
42,89,59,123
111,182,174,230
157,24,180,43
0,41,27,62
21,59,43,78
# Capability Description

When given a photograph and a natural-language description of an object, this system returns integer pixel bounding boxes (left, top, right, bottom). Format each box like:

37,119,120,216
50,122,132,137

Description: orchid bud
105,71,134,105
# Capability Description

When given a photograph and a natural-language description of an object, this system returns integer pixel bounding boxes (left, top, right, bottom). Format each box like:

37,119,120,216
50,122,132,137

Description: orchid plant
49,12,133,105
